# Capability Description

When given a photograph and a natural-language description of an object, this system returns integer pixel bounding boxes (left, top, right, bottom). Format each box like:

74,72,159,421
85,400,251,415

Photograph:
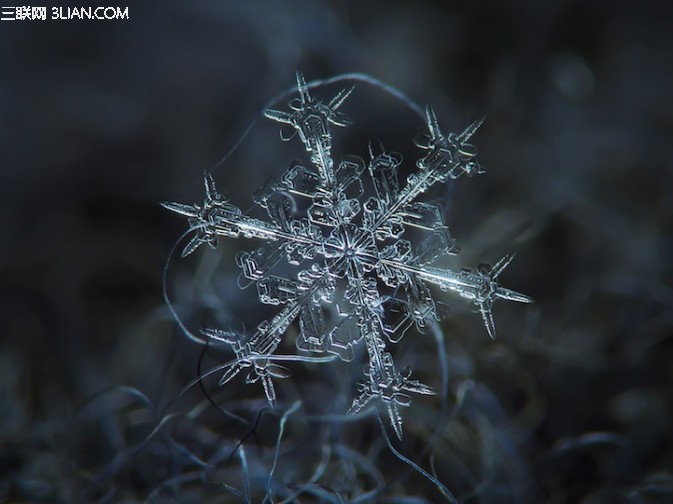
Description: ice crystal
163,73,533,439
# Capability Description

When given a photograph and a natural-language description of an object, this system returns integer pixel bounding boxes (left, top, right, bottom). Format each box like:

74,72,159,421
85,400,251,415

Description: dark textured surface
1,1,672,502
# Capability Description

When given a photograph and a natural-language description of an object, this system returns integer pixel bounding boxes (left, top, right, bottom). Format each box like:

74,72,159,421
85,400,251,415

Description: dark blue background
1,1,671,501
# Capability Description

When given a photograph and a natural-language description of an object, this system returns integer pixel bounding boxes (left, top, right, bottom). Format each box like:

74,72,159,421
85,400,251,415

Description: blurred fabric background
1,0,672,502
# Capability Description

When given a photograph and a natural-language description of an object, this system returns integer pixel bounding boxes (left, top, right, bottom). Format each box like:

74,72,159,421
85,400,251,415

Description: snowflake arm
161,174,230,257
349,323,435,439
201,282,314,405
375,252,534,339
415,106,486,179
264,71,354,187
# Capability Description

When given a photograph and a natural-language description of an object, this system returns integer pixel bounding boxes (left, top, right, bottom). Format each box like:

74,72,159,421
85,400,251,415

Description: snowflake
163,73,533,439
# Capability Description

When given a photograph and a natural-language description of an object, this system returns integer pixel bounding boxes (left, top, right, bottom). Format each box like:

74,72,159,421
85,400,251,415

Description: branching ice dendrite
163,72,533,438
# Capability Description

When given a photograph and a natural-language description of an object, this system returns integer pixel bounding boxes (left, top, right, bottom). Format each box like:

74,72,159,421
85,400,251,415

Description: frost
163,73,533,438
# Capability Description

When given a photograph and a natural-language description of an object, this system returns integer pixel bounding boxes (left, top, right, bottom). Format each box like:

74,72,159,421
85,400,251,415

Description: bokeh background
1,0,672,502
